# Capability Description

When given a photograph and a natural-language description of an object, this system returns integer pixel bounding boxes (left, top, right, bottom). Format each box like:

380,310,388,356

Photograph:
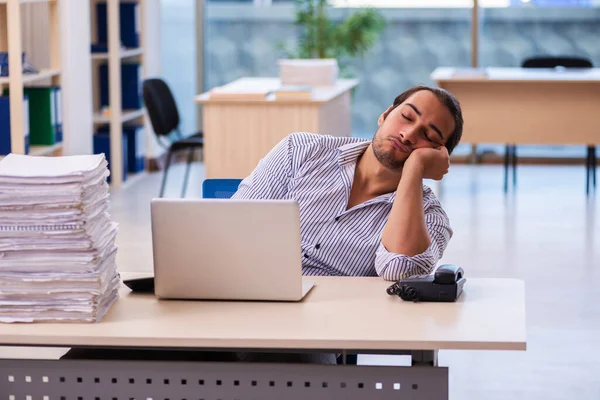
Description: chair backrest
522,56,593,69
142,78,181,137
202,179,243,199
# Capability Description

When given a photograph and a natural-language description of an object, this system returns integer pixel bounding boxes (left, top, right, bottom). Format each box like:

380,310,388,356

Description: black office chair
142,78,204,197
511,56,596,194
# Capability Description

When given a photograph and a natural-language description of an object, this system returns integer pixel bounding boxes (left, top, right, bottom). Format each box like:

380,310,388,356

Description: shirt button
335,217,340,221
315,244,321,250
304,254,309,259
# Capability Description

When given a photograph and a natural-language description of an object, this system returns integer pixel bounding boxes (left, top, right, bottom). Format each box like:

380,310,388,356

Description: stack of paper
0,154,119,323
274,85,313,101
278,58,339,86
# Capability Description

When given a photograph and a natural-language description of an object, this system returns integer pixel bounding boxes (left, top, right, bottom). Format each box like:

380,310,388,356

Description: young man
232,85,463,281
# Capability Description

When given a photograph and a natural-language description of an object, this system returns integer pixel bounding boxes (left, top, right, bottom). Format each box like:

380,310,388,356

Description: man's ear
378,105,394,126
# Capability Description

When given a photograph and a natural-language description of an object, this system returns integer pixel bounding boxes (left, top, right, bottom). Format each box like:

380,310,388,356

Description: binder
53,86,63,143
0,95,30,155
123,124,145,173
23,87,58,146
99,62,142,110
93,128,128,183
96,2,140,49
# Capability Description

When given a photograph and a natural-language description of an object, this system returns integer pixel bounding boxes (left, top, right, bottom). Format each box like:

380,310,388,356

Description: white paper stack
278,58,339,86
0,154,119,323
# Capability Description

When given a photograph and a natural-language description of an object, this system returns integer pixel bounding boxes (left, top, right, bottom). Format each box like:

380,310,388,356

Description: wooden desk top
0,276,526,352
194,77,359,105
431,67,600,84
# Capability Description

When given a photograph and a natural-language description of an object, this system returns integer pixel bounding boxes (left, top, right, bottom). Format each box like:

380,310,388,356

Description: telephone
386,264,466,302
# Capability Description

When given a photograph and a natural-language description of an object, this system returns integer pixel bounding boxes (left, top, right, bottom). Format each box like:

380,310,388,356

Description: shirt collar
337,140,371,167
336,140,396,204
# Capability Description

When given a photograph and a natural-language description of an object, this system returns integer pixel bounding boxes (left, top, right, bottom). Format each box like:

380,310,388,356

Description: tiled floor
2,161,599,400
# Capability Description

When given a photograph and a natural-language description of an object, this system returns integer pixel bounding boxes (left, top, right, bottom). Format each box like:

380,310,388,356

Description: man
232,85,463,281
63,85,462,365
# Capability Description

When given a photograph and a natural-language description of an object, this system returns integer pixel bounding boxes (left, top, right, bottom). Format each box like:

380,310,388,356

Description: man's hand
404,146,450,181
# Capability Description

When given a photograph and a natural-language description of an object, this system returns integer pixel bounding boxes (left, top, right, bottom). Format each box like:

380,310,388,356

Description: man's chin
378,157,405,173
373,145,408,172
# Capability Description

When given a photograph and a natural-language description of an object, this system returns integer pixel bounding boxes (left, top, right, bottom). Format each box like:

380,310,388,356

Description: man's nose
400,127,419,144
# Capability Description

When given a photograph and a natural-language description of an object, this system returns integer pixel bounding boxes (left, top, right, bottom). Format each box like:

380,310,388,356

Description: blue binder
96,2,140,49
0,95,30,155
99,62,142,110
93,128,128,183
52,86,63,143
123,124,145,173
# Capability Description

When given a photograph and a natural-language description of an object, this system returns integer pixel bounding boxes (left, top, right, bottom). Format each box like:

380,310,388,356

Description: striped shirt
232,132,452,281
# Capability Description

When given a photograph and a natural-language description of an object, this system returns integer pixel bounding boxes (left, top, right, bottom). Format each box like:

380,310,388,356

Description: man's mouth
390,138,411,153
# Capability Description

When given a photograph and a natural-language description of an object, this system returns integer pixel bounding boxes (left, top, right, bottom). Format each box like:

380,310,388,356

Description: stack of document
278,58,339,86
0,154,119,323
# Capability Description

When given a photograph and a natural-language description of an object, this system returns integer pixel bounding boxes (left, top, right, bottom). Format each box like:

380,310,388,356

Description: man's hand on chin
403,146,450,181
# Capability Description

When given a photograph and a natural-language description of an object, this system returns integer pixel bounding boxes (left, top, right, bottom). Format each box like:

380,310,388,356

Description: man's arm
376,147,452,281
376,196,451,281
231,135,294,200
381,163,431,256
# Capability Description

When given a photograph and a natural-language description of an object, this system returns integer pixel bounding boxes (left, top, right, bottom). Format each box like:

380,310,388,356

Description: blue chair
201,178,242,199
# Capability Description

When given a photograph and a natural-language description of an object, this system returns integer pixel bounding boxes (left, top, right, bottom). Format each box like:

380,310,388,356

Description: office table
431,67,600,192
431,67,600,145
195,77,359,179
0,276,526,400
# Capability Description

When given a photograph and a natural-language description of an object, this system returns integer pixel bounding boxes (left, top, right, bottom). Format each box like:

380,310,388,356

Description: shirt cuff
374,240,439,281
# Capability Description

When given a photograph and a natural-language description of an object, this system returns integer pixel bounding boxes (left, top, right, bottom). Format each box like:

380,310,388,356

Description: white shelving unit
90,0,147,188
0,0,62,157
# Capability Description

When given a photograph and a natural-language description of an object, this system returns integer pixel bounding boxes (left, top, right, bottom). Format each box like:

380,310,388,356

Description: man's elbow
376,256,435,282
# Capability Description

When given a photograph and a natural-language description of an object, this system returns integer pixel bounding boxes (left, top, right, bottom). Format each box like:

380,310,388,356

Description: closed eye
401,113,413,122
423,129,434,142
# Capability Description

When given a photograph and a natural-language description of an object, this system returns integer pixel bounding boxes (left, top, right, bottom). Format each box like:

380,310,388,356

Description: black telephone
386,264,466,302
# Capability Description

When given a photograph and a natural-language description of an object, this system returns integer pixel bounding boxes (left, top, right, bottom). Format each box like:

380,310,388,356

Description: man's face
372,90,455,171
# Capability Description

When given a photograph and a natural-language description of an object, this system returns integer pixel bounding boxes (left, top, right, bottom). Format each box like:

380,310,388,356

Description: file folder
96,2,140,49
93,128,128,183
23,87,58,146
0,95,30,155
99,63,142,110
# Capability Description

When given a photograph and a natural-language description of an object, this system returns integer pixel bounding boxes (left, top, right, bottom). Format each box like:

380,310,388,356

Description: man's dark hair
383,85,463,154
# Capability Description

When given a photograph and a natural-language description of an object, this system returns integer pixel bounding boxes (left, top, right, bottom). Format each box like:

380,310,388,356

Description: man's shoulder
286,132,367,150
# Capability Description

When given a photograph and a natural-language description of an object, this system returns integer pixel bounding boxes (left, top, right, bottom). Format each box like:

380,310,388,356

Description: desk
195,78,359,178
0,276,526,400
431,67,600,192
430,67,600,145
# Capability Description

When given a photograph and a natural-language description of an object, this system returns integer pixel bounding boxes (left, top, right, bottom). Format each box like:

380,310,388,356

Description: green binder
23,87,56,146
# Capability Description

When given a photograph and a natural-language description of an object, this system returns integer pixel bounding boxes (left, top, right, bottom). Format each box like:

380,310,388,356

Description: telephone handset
386,264,466,302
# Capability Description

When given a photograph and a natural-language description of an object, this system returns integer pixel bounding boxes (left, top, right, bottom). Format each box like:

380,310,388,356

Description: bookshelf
90,0,147,188
0,0,63,157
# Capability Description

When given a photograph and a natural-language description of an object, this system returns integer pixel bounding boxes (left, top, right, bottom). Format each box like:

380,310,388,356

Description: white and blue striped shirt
232,132,452,281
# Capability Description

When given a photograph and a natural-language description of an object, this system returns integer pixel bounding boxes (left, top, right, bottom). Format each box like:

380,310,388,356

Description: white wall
60,0,94,155
160,0,197,141
143,0,163,159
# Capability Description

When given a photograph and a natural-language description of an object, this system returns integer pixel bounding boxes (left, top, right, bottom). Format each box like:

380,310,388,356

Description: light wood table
431,67,600,145
431,67,600,191
0,276,526,400
195,78,359,178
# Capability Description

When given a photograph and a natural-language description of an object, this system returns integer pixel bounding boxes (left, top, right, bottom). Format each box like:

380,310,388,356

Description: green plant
279,0,385,65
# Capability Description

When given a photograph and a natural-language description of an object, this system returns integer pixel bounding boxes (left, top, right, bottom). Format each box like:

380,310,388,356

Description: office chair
202,178,243,199
513,56,596,194
142,78,204,198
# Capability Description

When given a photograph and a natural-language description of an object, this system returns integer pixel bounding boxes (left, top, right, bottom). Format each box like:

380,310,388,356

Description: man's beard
371,129,406,172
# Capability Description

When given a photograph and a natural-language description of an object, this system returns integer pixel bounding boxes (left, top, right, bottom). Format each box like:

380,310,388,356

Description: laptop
150,198,315,301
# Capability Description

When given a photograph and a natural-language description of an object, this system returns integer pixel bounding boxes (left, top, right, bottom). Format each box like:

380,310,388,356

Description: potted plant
278,0,386,76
